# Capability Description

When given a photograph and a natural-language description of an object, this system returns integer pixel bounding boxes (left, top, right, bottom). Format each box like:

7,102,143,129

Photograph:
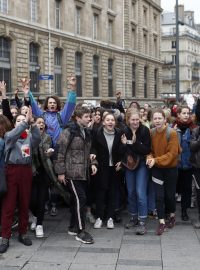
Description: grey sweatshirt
4,121,41,165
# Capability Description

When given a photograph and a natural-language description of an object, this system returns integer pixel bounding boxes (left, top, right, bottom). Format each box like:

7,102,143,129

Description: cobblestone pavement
0,205,200,270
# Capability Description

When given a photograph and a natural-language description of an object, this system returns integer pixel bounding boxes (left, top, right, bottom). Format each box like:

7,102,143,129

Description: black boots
181,209,189,221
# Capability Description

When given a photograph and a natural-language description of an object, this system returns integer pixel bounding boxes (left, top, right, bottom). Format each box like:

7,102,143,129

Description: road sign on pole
39,75,53,80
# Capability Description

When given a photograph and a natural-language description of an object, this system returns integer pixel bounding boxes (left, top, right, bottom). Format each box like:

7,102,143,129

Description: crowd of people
0,77,200,254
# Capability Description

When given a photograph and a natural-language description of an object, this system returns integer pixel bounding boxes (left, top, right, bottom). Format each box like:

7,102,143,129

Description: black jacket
190,126,200,168
91,126,126,167
124,124,151,161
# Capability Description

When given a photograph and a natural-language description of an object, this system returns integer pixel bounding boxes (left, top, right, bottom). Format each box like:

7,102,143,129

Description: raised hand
20,77,31,96
67,74,76,90
0,81,7,98
25,106,34,124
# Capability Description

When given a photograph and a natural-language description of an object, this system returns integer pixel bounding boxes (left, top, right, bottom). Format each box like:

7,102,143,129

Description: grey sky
161,0,200,23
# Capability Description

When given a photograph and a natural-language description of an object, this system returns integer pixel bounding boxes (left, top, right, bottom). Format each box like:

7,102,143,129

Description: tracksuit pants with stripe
66,180,87,232
152,167,177,220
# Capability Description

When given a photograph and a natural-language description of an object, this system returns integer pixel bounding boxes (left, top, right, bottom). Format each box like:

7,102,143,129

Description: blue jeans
125,161,149,219
148,179,156,212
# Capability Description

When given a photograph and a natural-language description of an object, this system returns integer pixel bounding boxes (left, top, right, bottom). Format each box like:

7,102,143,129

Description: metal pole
176,0,180,101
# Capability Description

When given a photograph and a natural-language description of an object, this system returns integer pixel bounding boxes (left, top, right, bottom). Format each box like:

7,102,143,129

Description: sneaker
30,216,37,231
18,234,32,246
75,231,94,244
136,222,146,235
35,225,44,238
148,210,158,220
50,206,58,216
0,238,9,253
86,212,96,224
193,217,200,229
166,216,176,229
94,218,103,229
125,217,139,229
68,227,78,236
107,218,114,229
156,223,167,235
176,194,181,202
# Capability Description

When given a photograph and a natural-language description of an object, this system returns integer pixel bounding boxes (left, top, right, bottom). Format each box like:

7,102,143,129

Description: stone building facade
0,0,162,100
161,5,200,96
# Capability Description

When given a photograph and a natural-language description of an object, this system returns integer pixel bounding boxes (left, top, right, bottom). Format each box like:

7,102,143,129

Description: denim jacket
0,138,5,168
177,128,192,169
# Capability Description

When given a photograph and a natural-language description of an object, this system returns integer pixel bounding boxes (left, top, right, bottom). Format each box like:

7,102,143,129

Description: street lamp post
175,0,180,101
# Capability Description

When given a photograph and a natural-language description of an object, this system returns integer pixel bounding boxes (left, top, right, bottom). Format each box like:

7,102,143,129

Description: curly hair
43,96,61,111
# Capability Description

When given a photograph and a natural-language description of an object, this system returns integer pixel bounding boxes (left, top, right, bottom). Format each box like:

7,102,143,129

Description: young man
53,107,97,244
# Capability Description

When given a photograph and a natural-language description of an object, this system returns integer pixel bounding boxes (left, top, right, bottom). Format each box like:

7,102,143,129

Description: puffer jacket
190,126,200,168
54,122,97,180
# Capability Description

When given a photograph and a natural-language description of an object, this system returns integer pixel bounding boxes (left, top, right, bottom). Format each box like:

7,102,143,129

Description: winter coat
91,126,126,167
190,126,200,168
54,122,97,180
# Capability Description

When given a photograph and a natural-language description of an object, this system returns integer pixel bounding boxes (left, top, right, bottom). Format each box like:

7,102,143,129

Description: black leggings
152,167,177,220
30,173,48,225
178,168,193,210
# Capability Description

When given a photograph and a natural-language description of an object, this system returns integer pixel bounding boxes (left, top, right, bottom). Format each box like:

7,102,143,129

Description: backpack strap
166,126,171,142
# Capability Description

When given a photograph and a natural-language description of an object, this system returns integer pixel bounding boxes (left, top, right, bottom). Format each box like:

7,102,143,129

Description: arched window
93,55,99,97
75,52,82,97
0,37,11,92
54,48,62,96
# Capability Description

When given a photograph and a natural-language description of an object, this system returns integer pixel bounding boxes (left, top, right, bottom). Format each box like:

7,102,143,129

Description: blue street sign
39,75,53,80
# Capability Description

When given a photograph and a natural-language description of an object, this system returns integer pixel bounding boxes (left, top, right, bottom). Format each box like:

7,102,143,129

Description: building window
143,32,147,54
153,14,157,30
132,63,136,97
154,69,158,98
93,55,99,97
75,52,82,97
0,0,8,13
188,69,191,79
144,66,147,98
55,0,61,29
108,0,112,9
54,48,62,96
153,37,157,57
0,37,11,92
29,42,38,64
143,7,147,26
93,14,98,40
172,41,176,48
29,42,39,92
75,7,81,35
30,0,37,22
108,20,113,43
131,1,136,19
108,59,113,97
172,55,176,65
131,27,136,50
172,84,175,93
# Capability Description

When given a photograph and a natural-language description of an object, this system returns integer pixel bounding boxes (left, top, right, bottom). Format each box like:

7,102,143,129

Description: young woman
146,109,180,235
172,106,196,221
92,113,125,229
29,117,54,238
122,109,151,235
0,108,41,253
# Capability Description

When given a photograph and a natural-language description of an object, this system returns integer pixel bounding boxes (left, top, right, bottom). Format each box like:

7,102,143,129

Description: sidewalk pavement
0,205,200,270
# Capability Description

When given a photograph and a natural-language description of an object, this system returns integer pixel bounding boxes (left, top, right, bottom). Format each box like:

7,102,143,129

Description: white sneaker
86,212,96,224
94,218,103,229
30,216,37,231
35,225,44,238
107,218,114,229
